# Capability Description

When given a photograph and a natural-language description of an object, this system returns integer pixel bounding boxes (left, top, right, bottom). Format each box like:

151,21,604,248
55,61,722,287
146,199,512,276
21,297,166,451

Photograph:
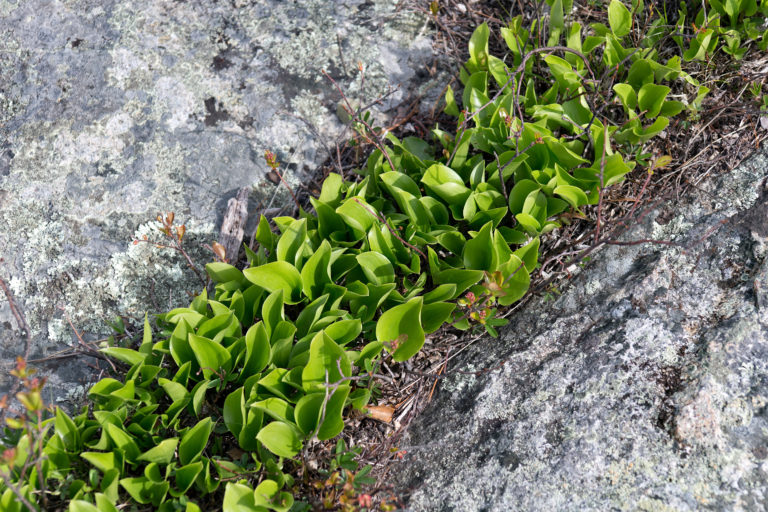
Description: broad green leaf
323,318,362,346
436,269,484,298
101,347,146,367
444,85,459,116
137,438,178,465
251,397,295,423
301,240,332,299
81,452,117,474
175,462,203,494
223,387,246,438
356,252,395,285
275,218,307,266
513,237,540,273
256,421,302,458
468,22,490,70
336,197,377,235
119,477,169,507
189,334,232,380
376,297,425,362
69,501,99,512
302,331,351,391
239,408,264,452
508,180,541,215
179,418,212,465
223,482,259,512
608,0,632,37
105,423,140,462
613,83,637,111
637,83,671,118
421,164,471,205
254,479,294,512
421,302,456,334
55,408,80,451
205,262,244,284
242,322,270,378
463,222,495,271
554,185,589,209
515,213,542,234
318,172,344,205
244,261,303,304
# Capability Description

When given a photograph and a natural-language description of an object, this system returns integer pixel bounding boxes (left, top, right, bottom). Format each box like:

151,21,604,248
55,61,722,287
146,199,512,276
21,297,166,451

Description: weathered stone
395,147,768,511
0,0,439,401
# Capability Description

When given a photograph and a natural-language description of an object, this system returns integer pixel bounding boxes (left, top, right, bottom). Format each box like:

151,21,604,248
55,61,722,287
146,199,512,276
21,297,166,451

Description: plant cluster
1,1,764,510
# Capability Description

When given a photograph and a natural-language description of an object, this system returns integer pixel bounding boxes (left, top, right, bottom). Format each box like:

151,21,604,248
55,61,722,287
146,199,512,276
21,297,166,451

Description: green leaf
356,252,395,285
119,477,169,507
189,334,232,380
508,180,541,215
463,222,495,271
256,421,303,459
436,269,484,298
55,408,80,451
179,418,213,465
255,215,276,252
318,172,344,206
69,501,99,512
612,83,637,111
324,318,362,346
376,297,425,362
242,322,271,378
497,255,531,306
302,331,351,391
105,423,140,462
276,218,307,266
553,185,589,209
637,83,671,118
223,387,246,438
301,240,333,299
336,197,377,236
468,22,490,70
205,262,244,284
175,462,203,494
608,0,632,37
243,261,303,304
101,347,146,367
81,452,117,474
421,164,471,205
444,85,459,116
254,479,294,511
137,438,178,465
251,397,295,423
421,302,456,334
223,482,259,512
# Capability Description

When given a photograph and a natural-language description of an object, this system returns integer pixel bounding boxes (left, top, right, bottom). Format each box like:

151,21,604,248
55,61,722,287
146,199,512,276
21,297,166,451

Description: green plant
0,1,760,510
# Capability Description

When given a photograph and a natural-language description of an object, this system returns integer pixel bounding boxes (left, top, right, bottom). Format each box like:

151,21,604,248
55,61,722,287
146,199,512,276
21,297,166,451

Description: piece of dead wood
219,187,250,264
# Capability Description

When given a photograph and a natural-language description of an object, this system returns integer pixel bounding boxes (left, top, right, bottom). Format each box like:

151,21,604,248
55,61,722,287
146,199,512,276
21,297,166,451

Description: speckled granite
395,147,768,511
0,0,438,401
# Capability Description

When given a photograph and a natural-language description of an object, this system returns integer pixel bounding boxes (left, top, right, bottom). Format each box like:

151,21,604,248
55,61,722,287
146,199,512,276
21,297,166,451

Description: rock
0,0,440,402
395,147,768,511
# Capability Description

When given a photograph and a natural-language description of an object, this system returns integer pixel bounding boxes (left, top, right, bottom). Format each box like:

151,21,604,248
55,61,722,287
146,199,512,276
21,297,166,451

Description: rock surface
0,0,438,400
395,147,768,511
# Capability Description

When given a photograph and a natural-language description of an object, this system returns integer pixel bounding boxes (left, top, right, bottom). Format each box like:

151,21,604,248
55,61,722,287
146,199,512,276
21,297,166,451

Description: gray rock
395,147,768,511
0,0,439,402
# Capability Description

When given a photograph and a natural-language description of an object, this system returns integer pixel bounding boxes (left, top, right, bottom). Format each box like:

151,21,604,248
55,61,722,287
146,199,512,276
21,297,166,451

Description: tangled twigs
133,212,207,288
0,270,32,362
264,150,302,214
322,69,399,175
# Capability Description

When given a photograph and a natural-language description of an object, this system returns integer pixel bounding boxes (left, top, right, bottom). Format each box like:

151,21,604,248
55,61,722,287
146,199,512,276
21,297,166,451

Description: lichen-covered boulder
0,0,438,401
395,147,768,511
